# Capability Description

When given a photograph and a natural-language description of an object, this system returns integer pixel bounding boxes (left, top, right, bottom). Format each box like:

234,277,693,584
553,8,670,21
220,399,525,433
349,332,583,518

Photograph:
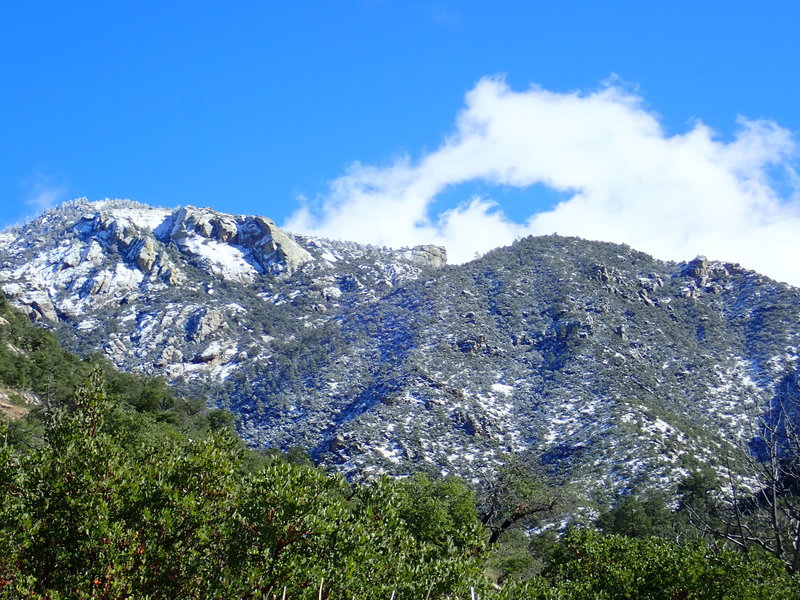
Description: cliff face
2,199,799,503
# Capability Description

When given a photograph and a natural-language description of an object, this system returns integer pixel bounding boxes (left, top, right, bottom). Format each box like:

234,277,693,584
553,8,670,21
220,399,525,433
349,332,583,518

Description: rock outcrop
166,206,313,278
402,245,448,268
236,215,314,275
133,237,158,272
26,291,59,323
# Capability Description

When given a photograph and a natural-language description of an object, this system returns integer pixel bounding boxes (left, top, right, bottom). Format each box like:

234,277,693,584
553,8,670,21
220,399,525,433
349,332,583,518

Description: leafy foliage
1,369,798,597
597,491,686,540
479,454,565,546
0,369,487,599
543,528,798,600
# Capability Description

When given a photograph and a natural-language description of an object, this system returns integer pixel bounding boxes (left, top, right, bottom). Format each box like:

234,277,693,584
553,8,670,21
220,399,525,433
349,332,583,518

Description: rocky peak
682,255,710,280
237,215,314,275
400,245,448,269
162,206,313,279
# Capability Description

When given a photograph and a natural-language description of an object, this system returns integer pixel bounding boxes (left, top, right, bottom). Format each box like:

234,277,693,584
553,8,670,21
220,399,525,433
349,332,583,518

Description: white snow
181,236,257,283
320,248,340,263
491,383,514,396
1,283,23,297
0,232,15,250
93,201,172,231
77,319,98,331
375,444,402,464
323,286,342,299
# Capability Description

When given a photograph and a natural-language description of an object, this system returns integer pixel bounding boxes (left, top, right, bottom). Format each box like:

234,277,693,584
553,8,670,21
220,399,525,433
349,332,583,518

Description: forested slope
1,294,798,598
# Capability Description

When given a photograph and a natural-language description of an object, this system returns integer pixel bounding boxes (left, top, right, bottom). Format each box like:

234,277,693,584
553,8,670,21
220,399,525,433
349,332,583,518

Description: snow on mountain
2,198,800,506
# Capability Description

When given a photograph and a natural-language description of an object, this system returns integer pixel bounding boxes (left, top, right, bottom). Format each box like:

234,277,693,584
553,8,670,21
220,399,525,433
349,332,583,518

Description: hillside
0,288,238,443
2,199,799,503
0,294,490,598
0,292,796,597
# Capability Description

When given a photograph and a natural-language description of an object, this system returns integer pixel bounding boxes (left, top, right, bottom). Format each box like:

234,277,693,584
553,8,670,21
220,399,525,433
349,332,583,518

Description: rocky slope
2,199,799,503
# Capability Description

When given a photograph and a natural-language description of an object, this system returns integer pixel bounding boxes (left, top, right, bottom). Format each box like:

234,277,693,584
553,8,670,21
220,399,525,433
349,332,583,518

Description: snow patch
491,383,514,396
92,201,172,231
181,236,257,283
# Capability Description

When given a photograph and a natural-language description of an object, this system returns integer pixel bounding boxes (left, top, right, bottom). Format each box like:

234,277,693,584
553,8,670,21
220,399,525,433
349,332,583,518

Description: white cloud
286,76,800,286
23,173,66,213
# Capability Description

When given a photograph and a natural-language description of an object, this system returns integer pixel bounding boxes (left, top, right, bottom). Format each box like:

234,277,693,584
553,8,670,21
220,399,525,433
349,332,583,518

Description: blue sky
2,1,800,283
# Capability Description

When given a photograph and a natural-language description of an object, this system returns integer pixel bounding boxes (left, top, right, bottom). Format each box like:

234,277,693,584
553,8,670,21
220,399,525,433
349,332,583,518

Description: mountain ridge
2,199,799,505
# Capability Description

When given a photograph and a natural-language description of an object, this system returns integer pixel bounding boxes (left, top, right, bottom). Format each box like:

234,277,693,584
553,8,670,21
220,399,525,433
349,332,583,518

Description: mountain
2,198,799,503
0,285,238,443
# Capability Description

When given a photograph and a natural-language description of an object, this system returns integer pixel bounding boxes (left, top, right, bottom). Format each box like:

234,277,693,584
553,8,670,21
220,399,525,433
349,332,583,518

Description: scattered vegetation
3,368,798,598
2,293,800,597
